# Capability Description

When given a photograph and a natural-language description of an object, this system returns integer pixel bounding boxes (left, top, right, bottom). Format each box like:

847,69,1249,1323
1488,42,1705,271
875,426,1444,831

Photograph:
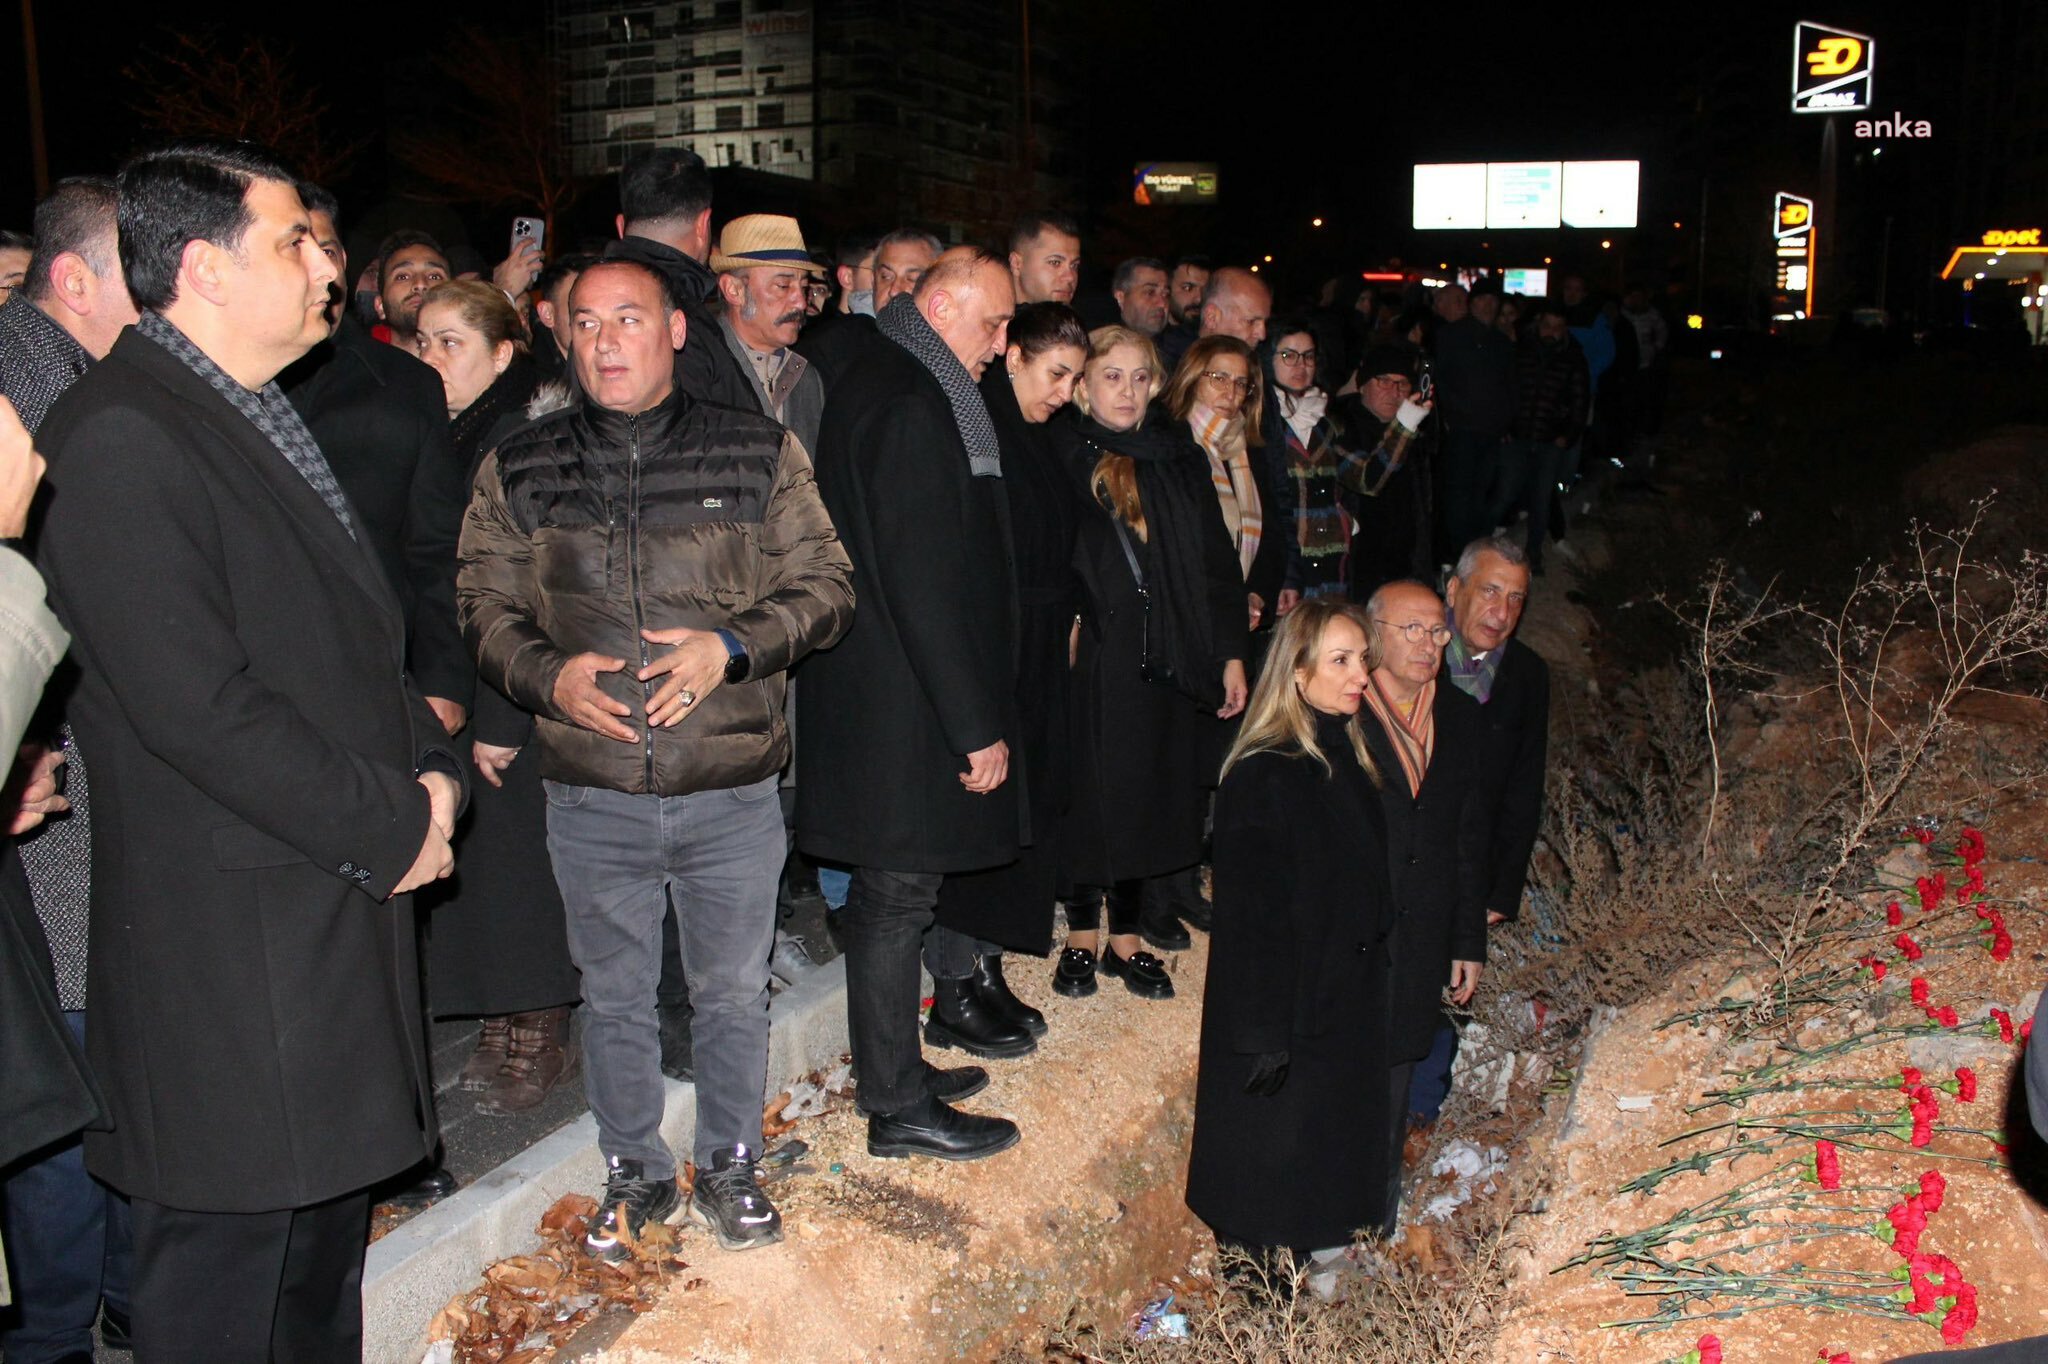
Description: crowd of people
0,139,1621,1359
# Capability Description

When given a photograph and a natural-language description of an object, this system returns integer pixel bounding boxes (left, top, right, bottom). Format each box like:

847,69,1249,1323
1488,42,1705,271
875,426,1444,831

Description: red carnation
1957,1067,1978,1102
1942,1281,1980,1344
1937,1005,1961,1028
1913,827,1935,845
1888,901,1904,926
1966,862,1986,894
1992,1008,2016,1043
1919,1169,1946,1212
1991,930,2014,962
1815,1139,1842,1190
1900,1065,1924,1089
1821,1354,1853,1364
1910,977,1930,1005
1908,1258,1942,1313
1696,1335,1722,1364
1895,932,1924,961
1959,826,1987,863
1864,955,1888,981
1887,1197,1929,1254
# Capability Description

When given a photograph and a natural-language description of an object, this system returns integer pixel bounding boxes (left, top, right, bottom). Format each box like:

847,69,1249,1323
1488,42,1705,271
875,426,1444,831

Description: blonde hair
1079,325,1162,542
1222,598,1380,783
1163,334,1264,446
419,279,530,356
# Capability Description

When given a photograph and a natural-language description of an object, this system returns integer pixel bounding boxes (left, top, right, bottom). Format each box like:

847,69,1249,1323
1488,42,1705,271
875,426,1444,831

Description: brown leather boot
458,1016,513,1092
478,1007,579,1115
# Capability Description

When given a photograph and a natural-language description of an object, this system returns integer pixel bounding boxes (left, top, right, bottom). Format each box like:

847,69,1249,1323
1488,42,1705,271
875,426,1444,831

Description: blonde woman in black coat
1186,598,1397,1259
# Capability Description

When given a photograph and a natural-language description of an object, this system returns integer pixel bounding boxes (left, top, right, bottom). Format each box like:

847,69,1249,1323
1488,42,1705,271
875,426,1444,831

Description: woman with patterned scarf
1263,317,1363,610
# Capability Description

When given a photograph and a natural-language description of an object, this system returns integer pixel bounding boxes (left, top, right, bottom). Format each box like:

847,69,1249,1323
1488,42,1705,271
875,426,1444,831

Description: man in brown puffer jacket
456,257,851,1258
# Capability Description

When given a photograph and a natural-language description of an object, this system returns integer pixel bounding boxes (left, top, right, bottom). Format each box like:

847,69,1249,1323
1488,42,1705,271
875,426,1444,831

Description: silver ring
676,689,697,708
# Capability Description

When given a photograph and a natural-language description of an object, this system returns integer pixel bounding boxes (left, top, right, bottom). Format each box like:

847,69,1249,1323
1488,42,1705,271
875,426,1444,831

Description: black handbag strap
1109,515,1147,593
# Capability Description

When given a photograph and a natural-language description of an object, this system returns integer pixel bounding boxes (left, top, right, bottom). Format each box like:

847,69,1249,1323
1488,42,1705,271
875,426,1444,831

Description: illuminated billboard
1773,192,1816,312
1792,21,1874,113
1413,161,1640,230
1133,162,1219,206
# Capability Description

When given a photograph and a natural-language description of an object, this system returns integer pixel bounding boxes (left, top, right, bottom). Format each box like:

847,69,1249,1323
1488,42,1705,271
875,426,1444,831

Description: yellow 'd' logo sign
1780,201,1810,229
1805,36,1863,76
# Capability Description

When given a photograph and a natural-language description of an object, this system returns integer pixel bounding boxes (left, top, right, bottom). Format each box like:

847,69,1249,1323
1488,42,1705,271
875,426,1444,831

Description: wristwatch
715,628,750,684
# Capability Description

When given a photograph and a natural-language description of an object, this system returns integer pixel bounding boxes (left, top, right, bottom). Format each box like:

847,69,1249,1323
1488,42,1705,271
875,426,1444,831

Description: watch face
725,651,748,684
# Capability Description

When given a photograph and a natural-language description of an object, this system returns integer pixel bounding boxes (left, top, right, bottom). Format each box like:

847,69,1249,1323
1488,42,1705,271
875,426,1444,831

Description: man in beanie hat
1335,341,1437,601
678,215,826,451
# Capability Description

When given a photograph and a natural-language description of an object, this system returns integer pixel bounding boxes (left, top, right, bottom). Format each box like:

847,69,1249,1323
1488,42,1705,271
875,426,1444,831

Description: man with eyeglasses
1403,531,1548,1133
1356,577,1490,1230
1334,343,1437,603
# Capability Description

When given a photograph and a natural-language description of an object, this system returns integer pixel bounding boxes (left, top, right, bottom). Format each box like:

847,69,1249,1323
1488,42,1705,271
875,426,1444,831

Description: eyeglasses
1274,348,1317,366
1374,619,1453,646
1200,370,1253,394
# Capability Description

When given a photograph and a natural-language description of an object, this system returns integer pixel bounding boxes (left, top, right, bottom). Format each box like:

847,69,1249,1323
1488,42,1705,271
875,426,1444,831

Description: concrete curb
361,958,850,1364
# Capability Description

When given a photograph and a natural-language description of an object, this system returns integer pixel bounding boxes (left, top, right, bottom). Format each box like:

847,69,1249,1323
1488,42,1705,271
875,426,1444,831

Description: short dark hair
116,140,297,313
536,251,599,304
376,229,448,290
24,177,118,303
1268,313,1316,348
295,181,341,230
834,230,881,272
1007,301,1089,362
1008,210,1079,255
619,147,712,229
0,228,32,254
1170,254,1214,275
1111,256,1166,294
576,256,679,316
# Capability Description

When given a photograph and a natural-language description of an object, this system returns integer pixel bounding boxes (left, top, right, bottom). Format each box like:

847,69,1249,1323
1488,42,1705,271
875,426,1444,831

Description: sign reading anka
1134,162,1219,206
1412,161,1638,230
1793,21,1874,113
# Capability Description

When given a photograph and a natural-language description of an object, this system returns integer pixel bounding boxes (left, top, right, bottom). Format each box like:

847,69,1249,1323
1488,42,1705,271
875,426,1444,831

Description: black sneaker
585,1156,683,1261
1052,947,1098,998
689,1145,784,1251
1100,945,1174,1000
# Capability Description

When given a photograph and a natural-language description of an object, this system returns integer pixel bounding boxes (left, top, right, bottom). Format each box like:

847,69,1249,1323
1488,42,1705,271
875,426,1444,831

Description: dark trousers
843,867,945,1116
1440,431,1505,559
922,923,993,980
1381,1061,1416,1237
1488,437,1566,565
1405,1021,1461,1123
0,1011,133,1364
129,1190,370,1364
1063,881,1141,936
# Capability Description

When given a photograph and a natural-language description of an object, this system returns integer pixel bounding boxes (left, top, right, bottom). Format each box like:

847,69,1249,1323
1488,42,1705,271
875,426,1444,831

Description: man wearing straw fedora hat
678,214,826,453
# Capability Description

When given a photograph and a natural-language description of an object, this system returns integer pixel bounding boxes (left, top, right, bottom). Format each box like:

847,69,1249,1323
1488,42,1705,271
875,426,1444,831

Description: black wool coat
793,311,879,395
1187,721,1397,1250
795,338,1023,874
284,316,472,707
1362,680,1493,1063
36,329,464,1213
1471,638,1550,921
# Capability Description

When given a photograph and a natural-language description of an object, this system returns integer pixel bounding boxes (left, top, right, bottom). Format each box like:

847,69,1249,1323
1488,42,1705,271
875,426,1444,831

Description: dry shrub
1035,1174,1533,1363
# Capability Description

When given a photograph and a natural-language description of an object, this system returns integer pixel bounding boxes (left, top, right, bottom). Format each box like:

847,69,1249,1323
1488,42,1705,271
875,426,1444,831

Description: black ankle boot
868,1093,1020,1161
970,954,1047,1037
924,975,1037,1058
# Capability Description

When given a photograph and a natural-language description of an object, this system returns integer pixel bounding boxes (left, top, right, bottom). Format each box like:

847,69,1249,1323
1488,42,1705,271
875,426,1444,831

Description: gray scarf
876,294,1001,478
138,312,357,539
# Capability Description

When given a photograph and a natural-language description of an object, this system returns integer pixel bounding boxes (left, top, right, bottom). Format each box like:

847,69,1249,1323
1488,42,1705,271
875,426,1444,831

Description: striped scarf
1363,674,1435,796
1191,404,1261,579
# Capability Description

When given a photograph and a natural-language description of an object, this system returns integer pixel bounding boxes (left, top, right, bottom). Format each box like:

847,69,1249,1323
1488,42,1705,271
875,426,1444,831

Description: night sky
0,1,2004,316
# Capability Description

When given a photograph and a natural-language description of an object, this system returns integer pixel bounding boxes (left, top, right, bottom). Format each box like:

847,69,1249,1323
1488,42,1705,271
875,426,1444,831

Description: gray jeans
544,777,784,1177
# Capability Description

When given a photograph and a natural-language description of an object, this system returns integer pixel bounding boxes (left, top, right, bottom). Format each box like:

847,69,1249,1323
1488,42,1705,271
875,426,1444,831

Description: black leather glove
1244,1050,1290,1097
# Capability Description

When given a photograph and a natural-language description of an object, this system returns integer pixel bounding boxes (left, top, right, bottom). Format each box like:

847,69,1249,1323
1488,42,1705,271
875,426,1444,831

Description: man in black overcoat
1406,533,1552,1122
33,142,466,1363
1358,579,1491,1224
796,247,1026,1163
284,183,473,734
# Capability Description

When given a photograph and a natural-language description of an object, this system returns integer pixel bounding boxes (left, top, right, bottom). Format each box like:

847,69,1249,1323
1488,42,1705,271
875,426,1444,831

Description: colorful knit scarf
1443,608,1505,704
1363,674,1436,796
1191,403,1262,580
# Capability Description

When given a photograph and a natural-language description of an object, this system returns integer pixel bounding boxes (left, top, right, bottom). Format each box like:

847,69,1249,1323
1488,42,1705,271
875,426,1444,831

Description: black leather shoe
1100,945,1175,1000
1138,905,1191,952
1051,946,1098,998
924,1061,989,1103
867,1095,1020,1161
924,976,1037,1058
658,1000,695,1082
1147,865,1211,933
99,1302,133,1352
970,954,1047,1036
379,1161,459,1207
